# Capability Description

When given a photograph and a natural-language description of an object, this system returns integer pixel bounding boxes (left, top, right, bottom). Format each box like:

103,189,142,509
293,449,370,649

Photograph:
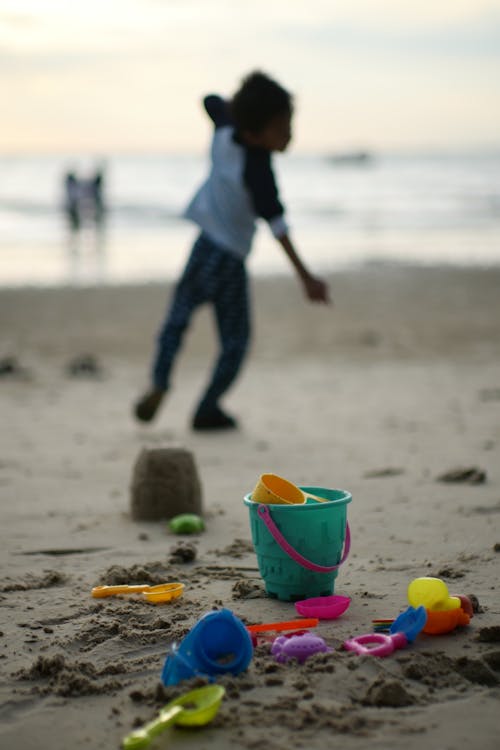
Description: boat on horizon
327,150,373,165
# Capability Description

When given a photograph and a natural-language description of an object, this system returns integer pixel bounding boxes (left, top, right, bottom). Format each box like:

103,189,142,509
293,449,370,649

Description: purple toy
271,632,333,664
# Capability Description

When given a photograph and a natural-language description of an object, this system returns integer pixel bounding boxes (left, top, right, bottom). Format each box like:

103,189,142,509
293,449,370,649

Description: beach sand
1,263,499,750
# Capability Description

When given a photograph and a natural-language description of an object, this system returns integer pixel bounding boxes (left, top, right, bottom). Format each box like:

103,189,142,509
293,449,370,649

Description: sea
1,151,499,287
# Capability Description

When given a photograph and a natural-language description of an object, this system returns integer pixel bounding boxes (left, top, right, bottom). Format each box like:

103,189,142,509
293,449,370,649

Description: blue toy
161,608,253,686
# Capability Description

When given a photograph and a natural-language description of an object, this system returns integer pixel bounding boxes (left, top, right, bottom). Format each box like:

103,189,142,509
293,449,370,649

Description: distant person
63,171,81,231
79,166,106,225
134,70,330,431
88,166,105,225
63,164,106,230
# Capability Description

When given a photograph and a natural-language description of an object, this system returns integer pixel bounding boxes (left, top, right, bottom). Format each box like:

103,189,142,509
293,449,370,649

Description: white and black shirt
184,95,289,259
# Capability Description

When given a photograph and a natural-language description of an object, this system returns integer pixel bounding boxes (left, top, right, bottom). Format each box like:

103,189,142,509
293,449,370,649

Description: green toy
122,684,224,749
169,513,205,534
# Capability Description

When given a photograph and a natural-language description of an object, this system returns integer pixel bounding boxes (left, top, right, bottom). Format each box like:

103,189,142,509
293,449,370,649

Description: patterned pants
152,233,250,413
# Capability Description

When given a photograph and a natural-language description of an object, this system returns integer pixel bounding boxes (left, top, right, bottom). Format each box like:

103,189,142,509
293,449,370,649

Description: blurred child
134,71,330,430
63,171,81,231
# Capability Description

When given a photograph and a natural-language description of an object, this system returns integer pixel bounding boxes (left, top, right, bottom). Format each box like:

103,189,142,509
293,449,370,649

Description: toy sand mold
244,474,352,601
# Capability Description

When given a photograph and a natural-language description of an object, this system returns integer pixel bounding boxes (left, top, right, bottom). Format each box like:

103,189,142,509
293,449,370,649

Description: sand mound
130,447,203,521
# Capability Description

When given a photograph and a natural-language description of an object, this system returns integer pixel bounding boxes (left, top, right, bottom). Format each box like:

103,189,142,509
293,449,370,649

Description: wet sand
1,263,499,750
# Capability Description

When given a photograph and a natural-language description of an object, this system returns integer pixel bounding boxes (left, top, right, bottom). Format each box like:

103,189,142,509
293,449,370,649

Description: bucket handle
257,504,351,574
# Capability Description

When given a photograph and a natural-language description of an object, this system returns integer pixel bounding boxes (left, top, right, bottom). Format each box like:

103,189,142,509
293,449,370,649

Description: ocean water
0,151,499,287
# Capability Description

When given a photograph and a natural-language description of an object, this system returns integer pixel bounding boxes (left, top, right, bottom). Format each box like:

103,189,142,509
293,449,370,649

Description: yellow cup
251,474,329,505
252,474,306,505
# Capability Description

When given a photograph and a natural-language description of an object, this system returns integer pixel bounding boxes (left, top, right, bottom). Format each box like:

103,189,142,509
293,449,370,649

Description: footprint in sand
436,466,487,484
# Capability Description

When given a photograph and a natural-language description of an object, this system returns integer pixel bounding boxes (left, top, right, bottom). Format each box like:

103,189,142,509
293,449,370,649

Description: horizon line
1,144,500,159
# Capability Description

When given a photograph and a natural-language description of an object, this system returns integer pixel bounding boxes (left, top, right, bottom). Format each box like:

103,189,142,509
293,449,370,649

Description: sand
1,263,499,750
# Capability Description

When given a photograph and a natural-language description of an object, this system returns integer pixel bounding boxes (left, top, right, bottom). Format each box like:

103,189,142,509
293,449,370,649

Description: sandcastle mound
130,447,202,521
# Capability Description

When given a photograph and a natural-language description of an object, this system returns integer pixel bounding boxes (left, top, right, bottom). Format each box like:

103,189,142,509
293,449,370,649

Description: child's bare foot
134,389,165,422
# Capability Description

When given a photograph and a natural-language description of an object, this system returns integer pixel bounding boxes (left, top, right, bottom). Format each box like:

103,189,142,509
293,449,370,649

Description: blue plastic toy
390,605,427,642
161,608,253,686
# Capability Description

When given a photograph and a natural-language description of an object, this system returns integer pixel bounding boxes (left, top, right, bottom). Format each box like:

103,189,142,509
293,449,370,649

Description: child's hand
302,274,331,304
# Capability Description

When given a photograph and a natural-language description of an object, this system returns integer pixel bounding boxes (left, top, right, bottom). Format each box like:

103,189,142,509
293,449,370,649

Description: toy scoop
122,684,225,749
91,582,184,604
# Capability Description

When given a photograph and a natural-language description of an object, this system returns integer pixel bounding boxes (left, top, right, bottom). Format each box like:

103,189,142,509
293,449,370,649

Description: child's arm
277,233,331,304
203,95,232,128
243,152,330,304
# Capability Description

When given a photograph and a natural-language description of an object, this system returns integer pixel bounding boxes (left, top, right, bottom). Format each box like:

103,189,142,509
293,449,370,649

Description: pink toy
343,605,427,657
295,595,351,620
343,631,408,657
271,633,333,664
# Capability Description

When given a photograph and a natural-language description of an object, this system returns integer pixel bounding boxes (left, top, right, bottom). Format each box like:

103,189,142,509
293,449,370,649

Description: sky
1,0,500,154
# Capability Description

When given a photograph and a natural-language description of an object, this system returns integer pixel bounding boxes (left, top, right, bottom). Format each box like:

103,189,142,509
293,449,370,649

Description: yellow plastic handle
122,705,183,749
91,582,185,603
142,583,185,603
92,584,150,598
303,491,328,503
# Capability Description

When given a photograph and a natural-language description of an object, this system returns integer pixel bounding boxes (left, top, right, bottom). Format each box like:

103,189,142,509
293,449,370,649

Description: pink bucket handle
257,504,351,573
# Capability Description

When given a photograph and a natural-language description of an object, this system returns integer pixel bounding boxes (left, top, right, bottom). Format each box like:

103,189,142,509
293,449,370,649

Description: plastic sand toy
294,595,351,620
169,513,205,534
423,607,471,634
91,582,184,604
343,605,427,657
247,618,319,647
161,609,253,686
122,684,225,749
247,618,319,634
407,577,473,634
457,595,474,616
407,577,461,611
271,632,333,663
244,484,351,601
251,473,329,505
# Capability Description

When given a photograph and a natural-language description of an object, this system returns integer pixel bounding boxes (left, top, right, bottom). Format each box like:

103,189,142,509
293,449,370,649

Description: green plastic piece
169,513,205,534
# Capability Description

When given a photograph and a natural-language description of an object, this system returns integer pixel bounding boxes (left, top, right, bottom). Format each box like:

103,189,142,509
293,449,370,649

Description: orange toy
408,577,473,635
423,607,471,635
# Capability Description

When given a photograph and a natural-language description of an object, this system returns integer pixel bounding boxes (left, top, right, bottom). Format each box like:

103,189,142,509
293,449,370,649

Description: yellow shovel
123,684,225,749
91,582,184,604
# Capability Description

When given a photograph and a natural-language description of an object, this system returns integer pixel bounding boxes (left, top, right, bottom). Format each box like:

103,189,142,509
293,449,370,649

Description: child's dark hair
231,71,293,134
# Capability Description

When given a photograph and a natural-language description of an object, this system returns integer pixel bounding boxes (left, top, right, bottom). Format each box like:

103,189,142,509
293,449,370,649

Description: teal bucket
244,486,352,602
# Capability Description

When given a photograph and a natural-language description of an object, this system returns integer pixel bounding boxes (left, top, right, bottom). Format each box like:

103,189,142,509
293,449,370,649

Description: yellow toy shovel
122,684,225,749
91,582,184,604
